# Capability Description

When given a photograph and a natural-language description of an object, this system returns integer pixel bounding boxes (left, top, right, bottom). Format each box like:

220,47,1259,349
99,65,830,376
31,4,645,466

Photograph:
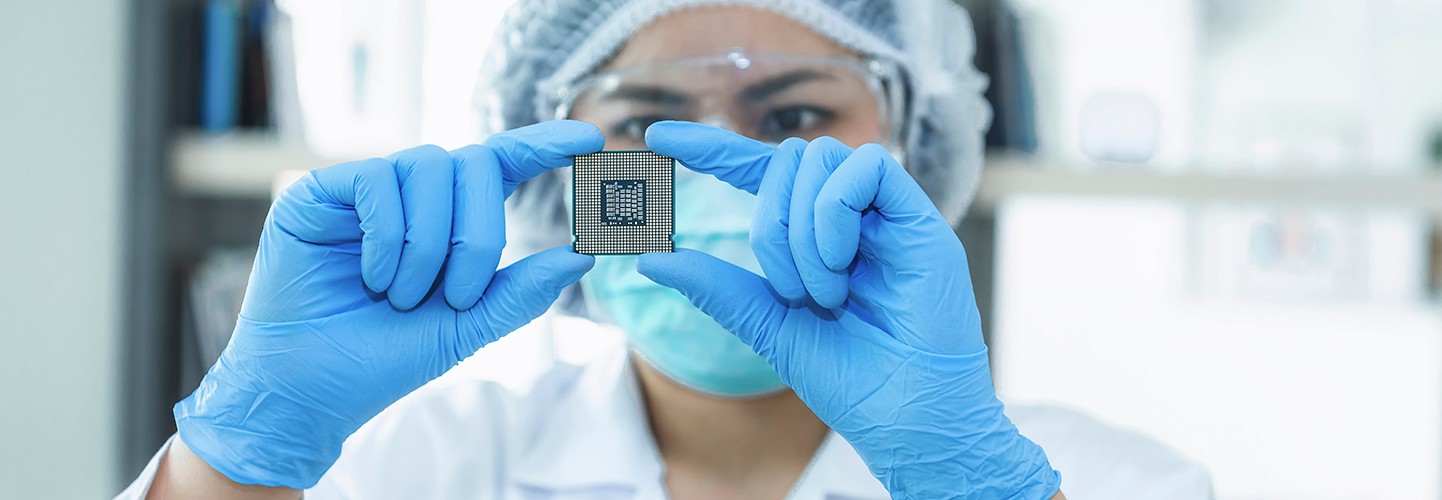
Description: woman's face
567,6,889,149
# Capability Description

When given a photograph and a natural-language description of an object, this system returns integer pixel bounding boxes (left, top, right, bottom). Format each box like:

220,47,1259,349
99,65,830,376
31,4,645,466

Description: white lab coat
117,322,1214,499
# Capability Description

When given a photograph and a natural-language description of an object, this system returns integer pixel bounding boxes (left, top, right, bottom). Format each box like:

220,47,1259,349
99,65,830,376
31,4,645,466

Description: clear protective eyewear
545,48,906,151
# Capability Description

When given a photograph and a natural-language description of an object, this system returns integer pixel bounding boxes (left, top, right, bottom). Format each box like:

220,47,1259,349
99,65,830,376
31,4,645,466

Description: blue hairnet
476,0,992,253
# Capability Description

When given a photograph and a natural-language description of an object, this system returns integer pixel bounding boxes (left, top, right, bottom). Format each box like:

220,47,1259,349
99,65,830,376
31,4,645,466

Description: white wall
0,0,126,497
992,198,1441,499
1012,0,1197,166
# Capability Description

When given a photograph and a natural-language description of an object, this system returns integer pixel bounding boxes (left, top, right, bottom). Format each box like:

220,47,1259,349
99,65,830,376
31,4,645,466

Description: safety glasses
543,48,906,150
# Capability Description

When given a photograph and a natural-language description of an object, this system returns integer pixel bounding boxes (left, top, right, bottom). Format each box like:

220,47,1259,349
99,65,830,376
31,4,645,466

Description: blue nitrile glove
639,121,1061,499
174,121,603,489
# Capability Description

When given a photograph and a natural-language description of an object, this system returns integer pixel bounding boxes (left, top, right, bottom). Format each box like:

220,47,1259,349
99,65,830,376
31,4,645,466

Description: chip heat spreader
572,150,675,255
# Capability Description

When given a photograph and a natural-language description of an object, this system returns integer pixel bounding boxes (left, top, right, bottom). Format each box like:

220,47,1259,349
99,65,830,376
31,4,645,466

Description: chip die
572,150,674,254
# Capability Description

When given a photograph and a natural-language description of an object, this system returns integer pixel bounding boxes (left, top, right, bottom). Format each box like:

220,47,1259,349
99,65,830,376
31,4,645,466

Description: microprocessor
572,150,674,255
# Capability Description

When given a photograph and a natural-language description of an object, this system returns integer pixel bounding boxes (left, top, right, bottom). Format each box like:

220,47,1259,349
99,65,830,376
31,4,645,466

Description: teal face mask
578,171,786,398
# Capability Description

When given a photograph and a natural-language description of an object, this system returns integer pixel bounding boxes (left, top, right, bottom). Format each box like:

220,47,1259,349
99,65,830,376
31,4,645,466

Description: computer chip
572,150,675,255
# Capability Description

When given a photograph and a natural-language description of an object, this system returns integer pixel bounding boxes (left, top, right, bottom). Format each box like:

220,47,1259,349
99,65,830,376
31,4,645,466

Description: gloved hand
639,121,1061,499
174,121,603,489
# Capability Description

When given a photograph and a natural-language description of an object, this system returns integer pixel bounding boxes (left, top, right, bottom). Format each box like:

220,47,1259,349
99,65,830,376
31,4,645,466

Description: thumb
456,246,594,354
636,249,786,354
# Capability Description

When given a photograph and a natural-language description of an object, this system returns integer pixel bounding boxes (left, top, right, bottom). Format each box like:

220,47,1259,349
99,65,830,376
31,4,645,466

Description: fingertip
749,236,808,302
441,246,502,307
444,259,495,310
813,282,849,310
389,255,447,309
638,249,785,348
538,246,595,285
447,143,490,164
797,265,849,310
642,120,694,150
384,143,448,165
635,249,686,284
854,142,891,157
809,135,846,149
759,271,807,304
388,290,425,311
778,136,809,150
486,121,605,186
814,198,861,272
637,248,725,293
644,121,708,163
555,119,606,153
359,230,403,293
445,147,504,309
817,241,854,272
457,245,593,349
361,266,396,294
445,285,483,311
344,157,406,294
772,283,809,303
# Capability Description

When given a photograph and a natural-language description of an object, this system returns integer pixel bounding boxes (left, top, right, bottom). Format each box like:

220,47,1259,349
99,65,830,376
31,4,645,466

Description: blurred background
2,0,1441,498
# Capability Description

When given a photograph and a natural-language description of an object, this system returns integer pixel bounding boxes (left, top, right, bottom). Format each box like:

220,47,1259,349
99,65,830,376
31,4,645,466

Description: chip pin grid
572,150,675,255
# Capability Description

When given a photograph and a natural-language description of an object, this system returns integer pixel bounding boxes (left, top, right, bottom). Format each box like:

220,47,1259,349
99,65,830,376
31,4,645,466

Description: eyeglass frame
540,48,911,149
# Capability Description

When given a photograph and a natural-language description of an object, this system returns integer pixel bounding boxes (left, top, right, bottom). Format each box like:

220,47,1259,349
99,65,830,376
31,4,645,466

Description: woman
121,1,1211,498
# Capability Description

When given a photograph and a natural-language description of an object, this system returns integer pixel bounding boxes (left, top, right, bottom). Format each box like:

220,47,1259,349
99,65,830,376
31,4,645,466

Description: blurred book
961,0,1038,153
1431,220,1442,299
268,6,304,143
239,0,274,128
201,0,240,132
199,0,291,136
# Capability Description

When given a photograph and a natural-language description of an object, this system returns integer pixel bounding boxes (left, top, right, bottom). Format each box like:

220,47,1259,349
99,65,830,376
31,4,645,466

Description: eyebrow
596,69,839,106
598,85,692,106
738,70,836,102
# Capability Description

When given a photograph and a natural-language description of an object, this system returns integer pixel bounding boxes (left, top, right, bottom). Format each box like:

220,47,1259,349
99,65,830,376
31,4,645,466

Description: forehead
602,6,860,71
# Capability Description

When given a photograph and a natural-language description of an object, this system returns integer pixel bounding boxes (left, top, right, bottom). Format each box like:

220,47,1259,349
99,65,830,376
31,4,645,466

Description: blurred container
277,0,425,157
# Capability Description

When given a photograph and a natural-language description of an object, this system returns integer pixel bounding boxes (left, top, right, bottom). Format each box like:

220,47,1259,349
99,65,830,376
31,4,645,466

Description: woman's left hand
638,121,1061,499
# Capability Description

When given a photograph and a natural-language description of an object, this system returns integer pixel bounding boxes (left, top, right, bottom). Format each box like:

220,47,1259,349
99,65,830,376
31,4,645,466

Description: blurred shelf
978,156,1442,214
172,130,354,197
172,132,1442,215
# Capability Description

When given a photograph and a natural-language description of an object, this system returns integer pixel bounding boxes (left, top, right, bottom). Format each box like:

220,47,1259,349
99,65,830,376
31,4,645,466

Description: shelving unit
173,132,1442,215
978,157,1442,214
124,2,1442,496
173,131,359,197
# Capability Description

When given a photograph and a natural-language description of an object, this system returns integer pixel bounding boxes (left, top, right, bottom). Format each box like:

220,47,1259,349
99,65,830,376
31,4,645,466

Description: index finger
486,120,605,198
644,120,775,194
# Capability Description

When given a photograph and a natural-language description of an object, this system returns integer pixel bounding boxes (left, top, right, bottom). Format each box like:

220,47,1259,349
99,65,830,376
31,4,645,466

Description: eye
610,115,671,145
759,106,836,140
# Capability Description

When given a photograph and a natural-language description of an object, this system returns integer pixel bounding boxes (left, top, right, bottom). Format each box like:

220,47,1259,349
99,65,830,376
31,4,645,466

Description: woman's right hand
170,121,603,490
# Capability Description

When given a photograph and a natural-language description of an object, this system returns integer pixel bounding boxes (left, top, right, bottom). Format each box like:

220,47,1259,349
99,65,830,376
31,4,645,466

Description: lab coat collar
789,434,892,500
509,347,667,496
508,342,889,499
